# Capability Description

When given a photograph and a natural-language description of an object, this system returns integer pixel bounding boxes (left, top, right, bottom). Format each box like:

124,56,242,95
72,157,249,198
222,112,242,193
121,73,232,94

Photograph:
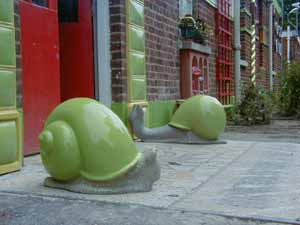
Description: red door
20,0,61,155
59,0,95,101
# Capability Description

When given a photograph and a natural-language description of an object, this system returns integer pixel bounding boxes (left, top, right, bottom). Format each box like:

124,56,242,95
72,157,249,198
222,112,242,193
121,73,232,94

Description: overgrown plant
230,83,274,125
278,62,300,118
178,15,212,44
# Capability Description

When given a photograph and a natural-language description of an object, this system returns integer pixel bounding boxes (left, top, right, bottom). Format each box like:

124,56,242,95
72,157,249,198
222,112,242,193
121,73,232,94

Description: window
179,0,193,18
32,0,48,7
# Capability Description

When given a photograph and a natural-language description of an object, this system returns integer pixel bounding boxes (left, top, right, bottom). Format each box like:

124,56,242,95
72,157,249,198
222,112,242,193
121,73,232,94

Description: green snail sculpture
130,95,227,144
39,98,160,194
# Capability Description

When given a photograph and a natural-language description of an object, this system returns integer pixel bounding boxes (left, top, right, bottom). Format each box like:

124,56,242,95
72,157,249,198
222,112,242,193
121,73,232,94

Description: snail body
39,98,160,194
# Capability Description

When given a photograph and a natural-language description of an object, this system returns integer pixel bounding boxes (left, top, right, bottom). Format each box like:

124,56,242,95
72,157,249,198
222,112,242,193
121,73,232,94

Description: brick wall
110,0,182,103
240,0,283,91
240,0,269,89
109,0,284,104
240,2,252,88
282,36,300,64
272,7,283,91
144,0,180,101
256,42,268,89
240,6,252,85
109,0,128,102
14,0,22,108
290,38,300,62
258,1,269,89
110,0,231,102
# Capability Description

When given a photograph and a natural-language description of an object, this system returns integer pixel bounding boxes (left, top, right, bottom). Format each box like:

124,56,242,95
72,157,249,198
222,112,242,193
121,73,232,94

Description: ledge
260,41,269,47
240,59,248,68
179,40,212,55
240,27,252,36
240,8,252,17
206,0,216,8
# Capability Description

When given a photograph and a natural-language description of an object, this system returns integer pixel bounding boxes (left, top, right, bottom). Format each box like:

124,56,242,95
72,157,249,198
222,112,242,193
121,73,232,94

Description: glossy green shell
169,95,226,140
39,98,141,182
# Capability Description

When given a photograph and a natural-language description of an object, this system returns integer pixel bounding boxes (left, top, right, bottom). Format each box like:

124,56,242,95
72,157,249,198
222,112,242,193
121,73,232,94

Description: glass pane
32,0,48,7
179,0,192,18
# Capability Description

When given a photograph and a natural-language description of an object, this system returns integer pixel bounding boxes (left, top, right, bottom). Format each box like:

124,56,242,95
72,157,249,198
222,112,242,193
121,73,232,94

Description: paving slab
223,120,300,143
171,142,300,222
0,193,292,225
0,141,253,208
0,141,300,224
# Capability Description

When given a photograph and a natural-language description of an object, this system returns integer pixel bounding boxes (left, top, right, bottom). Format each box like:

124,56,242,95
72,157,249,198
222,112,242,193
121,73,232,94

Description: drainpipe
94,0,112,107
281,0,284,71
287,25,291,64
234,0,241,103
268,0,273,91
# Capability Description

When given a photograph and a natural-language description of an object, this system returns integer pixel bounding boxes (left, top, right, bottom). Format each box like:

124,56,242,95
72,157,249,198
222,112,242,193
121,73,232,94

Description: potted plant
178,14,196,39
179,16,212,45
194,19,212,45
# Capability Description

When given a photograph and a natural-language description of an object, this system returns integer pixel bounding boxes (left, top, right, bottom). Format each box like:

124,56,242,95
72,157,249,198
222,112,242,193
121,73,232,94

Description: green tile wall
128,52,146,75
127,0,147,102
0,121,17,164
112,101,177,128
0,1,14,24
147,101,177,128
128,26,145,52
128,0,144,27
0,0,22,174
131,78,146,100
0,70,16,107
0,26,16,67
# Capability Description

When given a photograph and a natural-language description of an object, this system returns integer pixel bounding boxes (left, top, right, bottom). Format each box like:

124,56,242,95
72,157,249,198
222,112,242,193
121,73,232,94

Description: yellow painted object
0,0,22,175
0,110,22,174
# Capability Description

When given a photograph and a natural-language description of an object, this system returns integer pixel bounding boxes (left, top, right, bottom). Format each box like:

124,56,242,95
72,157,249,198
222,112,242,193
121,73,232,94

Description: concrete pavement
0,192,294,225
1,137,300,224
223,120,300,143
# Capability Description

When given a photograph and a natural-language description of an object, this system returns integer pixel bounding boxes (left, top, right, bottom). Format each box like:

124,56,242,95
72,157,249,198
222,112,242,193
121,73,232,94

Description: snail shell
169,95,226,140
39,98,141,182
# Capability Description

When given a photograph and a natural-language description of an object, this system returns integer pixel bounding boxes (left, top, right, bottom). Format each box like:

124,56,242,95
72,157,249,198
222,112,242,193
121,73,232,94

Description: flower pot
180,27,195,39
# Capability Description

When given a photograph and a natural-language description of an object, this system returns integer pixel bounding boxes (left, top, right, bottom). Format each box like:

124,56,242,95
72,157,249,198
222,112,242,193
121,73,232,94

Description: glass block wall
0,0,22,174
126,0,149,123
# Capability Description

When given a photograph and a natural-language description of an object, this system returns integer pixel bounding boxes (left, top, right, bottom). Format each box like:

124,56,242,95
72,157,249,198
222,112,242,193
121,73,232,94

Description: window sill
179,40,212,55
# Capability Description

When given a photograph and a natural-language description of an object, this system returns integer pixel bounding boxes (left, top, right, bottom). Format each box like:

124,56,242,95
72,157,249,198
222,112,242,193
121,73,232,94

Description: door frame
93,0,112,107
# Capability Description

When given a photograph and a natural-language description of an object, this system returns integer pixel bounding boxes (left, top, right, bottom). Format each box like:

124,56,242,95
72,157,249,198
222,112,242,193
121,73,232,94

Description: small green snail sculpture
130,95,227,144
39,98,160,194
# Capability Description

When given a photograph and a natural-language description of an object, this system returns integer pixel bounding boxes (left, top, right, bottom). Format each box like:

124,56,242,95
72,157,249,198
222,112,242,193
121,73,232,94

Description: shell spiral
39,98,141,182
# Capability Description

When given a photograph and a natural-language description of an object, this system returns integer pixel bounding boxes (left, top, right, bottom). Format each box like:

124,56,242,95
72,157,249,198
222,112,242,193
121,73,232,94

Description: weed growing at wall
228,83,274,125
278,63,300,118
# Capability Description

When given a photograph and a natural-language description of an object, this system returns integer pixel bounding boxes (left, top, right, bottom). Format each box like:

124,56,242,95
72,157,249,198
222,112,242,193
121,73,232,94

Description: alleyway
1,120,300,225
223,119,300,144
0,0,298,224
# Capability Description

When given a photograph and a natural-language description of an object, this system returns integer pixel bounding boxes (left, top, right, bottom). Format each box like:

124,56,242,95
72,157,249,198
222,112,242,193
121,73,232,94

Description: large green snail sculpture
39,98,160,194
130,95,227,144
